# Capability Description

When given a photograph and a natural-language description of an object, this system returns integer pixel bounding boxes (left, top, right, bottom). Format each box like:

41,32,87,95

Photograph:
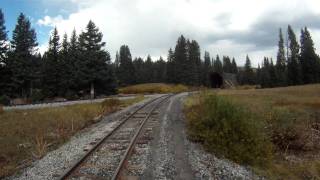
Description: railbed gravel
6,95,162,180
181,94,262,180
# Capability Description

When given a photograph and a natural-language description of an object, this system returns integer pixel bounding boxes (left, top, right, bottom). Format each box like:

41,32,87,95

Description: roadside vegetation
0,96,144,178
118,83,190,94
184,84,320,179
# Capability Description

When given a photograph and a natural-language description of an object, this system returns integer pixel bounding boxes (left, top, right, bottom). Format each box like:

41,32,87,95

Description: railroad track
59,94,173,180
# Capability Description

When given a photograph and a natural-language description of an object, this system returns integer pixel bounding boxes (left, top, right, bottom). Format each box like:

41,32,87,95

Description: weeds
189,84,320,178
185,92,273,167
119,83,189,94
0,95,144,178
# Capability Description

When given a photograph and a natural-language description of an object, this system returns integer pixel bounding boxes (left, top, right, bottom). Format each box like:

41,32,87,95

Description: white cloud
37,15,64,27
37,0,320,66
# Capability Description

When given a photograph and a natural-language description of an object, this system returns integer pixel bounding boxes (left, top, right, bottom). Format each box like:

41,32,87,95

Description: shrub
30,90,45,103
267,108,320,151
101,98,121,114
185,92,273,167
0,95,10,106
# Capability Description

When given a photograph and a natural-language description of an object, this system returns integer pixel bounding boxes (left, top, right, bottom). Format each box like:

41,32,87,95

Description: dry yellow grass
118,83,189,94
0,96,144,178
213,84,320,179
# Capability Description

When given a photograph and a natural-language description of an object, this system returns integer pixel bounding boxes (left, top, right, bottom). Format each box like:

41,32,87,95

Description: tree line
1,10,320,104
0,11,116,102
239,25,320,87
115,35,238,87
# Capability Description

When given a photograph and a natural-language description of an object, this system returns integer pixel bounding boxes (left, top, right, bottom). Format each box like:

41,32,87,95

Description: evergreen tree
153,56,167,82
202,51,211,86
269,58,277,87
42,27,61,97
144,55,154,82
8,13,38,97
187,40,201,85
118,45,136,85
0,9,9,96
300,27,320,83
166,48,175,83
231,58,238,74
213,55,223,74
260,57,271,88
287,25,302,85
276,28,287,86
240,55,255,84
173,35,188,85
223,56,232,73
0,9,8,63
78,20,116,97
132,57,144,84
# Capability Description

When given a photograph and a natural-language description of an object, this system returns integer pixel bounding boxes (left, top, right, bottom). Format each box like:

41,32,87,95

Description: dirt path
142,92,195,179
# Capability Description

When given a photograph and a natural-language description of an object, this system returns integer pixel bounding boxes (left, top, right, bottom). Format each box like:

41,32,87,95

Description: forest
1,10,320,104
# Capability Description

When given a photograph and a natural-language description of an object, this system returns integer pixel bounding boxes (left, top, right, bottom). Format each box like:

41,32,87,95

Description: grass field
0,96,144,178
118,83,190,94
185,84,320,179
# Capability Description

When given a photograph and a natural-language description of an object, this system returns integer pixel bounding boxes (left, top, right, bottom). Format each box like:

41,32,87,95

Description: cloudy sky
2,0,320,66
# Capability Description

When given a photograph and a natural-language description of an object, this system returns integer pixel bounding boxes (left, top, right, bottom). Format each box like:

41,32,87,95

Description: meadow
185,84,320,179
0,96,144,178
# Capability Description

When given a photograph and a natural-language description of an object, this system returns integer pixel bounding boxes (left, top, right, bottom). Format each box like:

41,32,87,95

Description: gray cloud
205,11,320,52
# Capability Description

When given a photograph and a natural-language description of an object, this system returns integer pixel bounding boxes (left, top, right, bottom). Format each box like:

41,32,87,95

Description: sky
1,0,320,67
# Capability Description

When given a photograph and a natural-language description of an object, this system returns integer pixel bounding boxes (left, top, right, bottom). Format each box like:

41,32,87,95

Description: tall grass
0,96,144,178
118,83,189,94
184,92,273,167
187,84,320,179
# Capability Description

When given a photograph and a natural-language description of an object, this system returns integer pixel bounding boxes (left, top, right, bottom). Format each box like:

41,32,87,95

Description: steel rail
111,94,173,180
59,94,169,180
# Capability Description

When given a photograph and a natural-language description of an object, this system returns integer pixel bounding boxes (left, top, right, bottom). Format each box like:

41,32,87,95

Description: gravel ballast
6,95,162,180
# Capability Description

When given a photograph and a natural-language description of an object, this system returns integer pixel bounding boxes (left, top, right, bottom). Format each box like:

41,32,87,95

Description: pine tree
59,33,74,97
144,55,154,82
118,45,136,85
260,57,271,87
8,13,38,97
202,51,211,86
153,56,166,82
173,35,188,85
166,48,175,83
187,40,201,85
223,56,232,73
276,28,287,86
78,20,116,97
67,29,80,95
0,9,8,63
132,57,144,83
213,55,223,74
269,58,277,87
287,25,302,85
42,27,61,97
231,58,238,74
0,9,9,96
240,55,255,85
300,27,320,83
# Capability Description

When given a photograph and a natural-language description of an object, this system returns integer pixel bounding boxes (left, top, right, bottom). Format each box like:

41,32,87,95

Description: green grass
0,95,144,178
185,84,320,179
118,83,190,94
184,92,273,167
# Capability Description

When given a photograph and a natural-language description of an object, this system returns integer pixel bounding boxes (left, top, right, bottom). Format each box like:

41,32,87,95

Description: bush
267,108,320,151
185,92,273,167
30,90,45,103
101,98,121,114
0,95,10,106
